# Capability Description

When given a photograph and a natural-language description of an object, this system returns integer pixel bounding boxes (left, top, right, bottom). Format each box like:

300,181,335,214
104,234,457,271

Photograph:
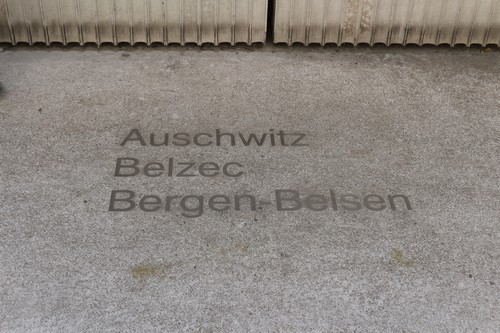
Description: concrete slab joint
1,0,500,46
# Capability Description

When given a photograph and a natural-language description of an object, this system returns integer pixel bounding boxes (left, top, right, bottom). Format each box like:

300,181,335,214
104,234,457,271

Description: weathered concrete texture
0,46,499,332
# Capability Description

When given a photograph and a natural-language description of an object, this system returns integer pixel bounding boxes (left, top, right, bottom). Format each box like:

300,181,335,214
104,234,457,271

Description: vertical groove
321,0,330,46
305,0,312,45
247,0,253,44
482,0,497,46
435,0,448,45
128,0,133,44
4,0,16,44
354,0,366,45
214,0,218,45
180,0,184,45
369,0,379,46
162,0,167,44
287,0,293,45
196,0,201,44
231,0,235,45
94,0,99,44
337,0,345,45
386,0,397,45
111,0,116,44
75,0,83,44
418,0,431,46
145,0,150,45
246,0,250,44
451,0,464,46
20,0,32,44
403,0,415,45
466,0,480,46
38,0,49,44
56,0,66,44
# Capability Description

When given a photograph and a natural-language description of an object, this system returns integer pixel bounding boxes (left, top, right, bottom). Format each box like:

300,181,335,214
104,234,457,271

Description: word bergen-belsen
109,189,413,218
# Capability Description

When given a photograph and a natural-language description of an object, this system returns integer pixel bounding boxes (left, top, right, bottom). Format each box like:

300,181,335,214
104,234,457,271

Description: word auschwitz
120,129,309,147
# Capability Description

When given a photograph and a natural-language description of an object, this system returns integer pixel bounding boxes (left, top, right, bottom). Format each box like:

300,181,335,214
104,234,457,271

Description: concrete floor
0,45,499,332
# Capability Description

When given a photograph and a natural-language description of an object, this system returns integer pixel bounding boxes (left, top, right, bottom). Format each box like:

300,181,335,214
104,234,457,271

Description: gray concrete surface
0,45,499,332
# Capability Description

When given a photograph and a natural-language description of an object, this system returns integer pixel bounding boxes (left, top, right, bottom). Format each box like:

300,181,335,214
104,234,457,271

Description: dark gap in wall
266,0,275,43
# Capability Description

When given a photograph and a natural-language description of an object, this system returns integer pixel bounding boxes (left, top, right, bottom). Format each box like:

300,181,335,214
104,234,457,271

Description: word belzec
114,158,244,178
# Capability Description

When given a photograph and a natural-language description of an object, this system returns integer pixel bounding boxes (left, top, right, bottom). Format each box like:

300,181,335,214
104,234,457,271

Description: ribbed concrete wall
1,0,500,46
274,0,500,46
0,0,268,45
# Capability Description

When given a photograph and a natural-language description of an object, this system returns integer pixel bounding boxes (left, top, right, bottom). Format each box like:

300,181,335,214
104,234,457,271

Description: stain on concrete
279,252,291,259
220,243,249,255
131,264,170,279
0,82,5,98
234,243,249,252
345,0,373,33
392,249,415,267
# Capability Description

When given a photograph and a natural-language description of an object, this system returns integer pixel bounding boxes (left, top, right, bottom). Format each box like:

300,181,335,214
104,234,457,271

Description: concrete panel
274,0,500,46
0,0,267,45
0,46,500,332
